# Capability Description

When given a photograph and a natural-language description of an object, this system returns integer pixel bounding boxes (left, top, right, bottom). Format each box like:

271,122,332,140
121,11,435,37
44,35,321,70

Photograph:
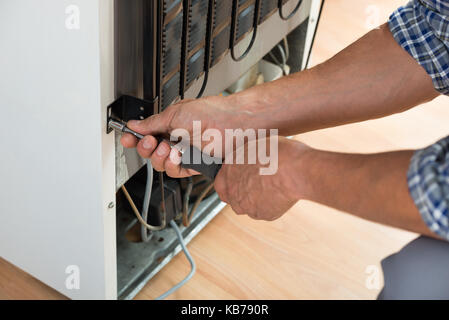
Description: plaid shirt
389,0,449,239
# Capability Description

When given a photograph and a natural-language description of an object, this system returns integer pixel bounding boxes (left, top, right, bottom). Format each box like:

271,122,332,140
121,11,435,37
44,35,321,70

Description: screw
108,202,115,209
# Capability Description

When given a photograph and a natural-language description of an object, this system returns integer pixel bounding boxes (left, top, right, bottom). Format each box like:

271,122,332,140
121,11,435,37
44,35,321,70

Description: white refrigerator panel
0,0,117,299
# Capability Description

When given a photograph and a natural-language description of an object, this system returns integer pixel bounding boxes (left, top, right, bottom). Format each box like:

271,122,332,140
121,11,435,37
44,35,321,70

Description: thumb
127,108,176,136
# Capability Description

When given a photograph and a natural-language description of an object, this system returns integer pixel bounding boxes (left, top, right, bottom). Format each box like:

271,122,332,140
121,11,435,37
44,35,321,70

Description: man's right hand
120,94,256,177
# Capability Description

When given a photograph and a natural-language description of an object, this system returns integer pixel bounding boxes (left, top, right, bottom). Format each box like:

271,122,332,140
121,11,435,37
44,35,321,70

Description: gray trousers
378,236,449,299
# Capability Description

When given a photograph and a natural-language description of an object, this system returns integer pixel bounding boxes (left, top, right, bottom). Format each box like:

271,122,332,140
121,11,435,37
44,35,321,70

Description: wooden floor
2,0,448,300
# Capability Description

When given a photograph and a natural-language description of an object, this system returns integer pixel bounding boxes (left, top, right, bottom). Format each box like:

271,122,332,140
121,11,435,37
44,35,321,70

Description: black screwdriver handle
180,145,223,180
152,135,222,180
108,120,223,179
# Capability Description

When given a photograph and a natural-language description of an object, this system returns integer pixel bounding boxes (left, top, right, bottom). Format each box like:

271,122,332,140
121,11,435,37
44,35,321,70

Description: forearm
291,146,435,237
230,24,438,136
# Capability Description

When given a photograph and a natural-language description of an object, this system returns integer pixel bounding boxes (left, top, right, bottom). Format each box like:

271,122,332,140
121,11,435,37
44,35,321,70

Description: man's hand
120,24,437,179
120,94,263,177
214,137,308,221
213,135,438,235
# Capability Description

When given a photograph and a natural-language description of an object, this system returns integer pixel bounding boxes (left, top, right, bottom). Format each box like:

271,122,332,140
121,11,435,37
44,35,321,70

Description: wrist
281,140,319,201
226,87,278,130
228,78,306,135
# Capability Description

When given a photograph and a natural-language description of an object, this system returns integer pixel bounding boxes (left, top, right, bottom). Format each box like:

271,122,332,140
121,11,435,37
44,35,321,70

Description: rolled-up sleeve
388,0,449,94
389,1,449,238
408,137,449,240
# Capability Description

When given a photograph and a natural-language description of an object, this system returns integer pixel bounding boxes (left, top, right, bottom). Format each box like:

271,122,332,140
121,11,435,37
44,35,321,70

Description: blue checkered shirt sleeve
408,137,449,240
389,0,449,94
389,1,449,239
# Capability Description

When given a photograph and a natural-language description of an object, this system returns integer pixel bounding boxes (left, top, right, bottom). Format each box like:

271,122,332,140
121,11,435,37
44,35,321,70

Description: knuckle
214,177,227,198
142,113,158,125
241,204,252,215
153,143,170,160
150,156,165,172
233,206,245,215
164,105,181,132
137,147,151,159
165,160,181,178
165,169,178,178
247,213,258,220
120,134,136,148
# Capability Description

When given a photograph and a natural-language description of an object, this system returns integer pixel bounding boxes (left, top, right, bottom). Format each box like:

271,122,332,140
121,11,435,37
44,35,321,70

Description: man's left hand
214,137,309,221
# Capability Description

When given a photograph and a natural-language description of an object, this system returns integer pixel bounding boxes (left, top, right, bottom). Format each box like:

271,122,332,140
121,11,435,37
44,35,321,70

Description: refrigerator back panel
144,0,303,109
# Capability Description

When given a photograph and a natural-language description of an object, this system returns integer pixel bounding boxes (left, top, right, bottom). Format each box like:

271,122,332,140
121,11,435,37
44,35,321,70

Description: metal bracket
106,95,158,134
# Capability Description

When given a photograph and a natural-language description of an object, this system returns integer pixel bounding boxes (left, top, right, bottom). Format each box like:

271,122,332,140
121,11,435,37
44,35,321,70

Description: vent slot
236,4,255,40
162,13,183,77
187,48,205,87
214,0,233,30
188,0,209,52
259,0,277,23
211,24,231,66
162,72,180,109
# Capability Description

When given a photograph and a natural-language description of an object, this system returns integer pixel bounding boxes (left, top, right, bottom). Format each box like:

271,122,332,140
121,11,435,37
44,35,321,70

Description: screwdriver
108,119,222,180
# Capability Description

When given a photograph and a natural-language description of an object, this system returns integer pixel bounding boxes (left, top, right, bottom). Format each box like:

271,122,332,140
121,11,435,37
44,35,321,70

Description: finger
231,203,246,215
164,148,186,178
164,149,200,178
265,214,283,222
149,141,171,172
120,133,138,148
128,107,176,136
231,194,248,216
214,169,229,203
136,135,158,159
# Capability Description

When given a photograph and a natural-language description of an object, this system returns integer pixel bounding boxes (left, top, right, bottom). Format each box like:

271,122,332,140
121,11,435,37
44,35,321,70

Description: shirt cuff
408,136,449,240
388,0,449,95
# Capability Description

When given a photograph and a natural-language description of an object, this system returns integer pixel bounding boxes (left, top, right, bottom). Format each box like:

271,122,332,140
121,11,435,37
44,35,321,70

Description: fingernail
143,139,152,150
157,144,168,156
